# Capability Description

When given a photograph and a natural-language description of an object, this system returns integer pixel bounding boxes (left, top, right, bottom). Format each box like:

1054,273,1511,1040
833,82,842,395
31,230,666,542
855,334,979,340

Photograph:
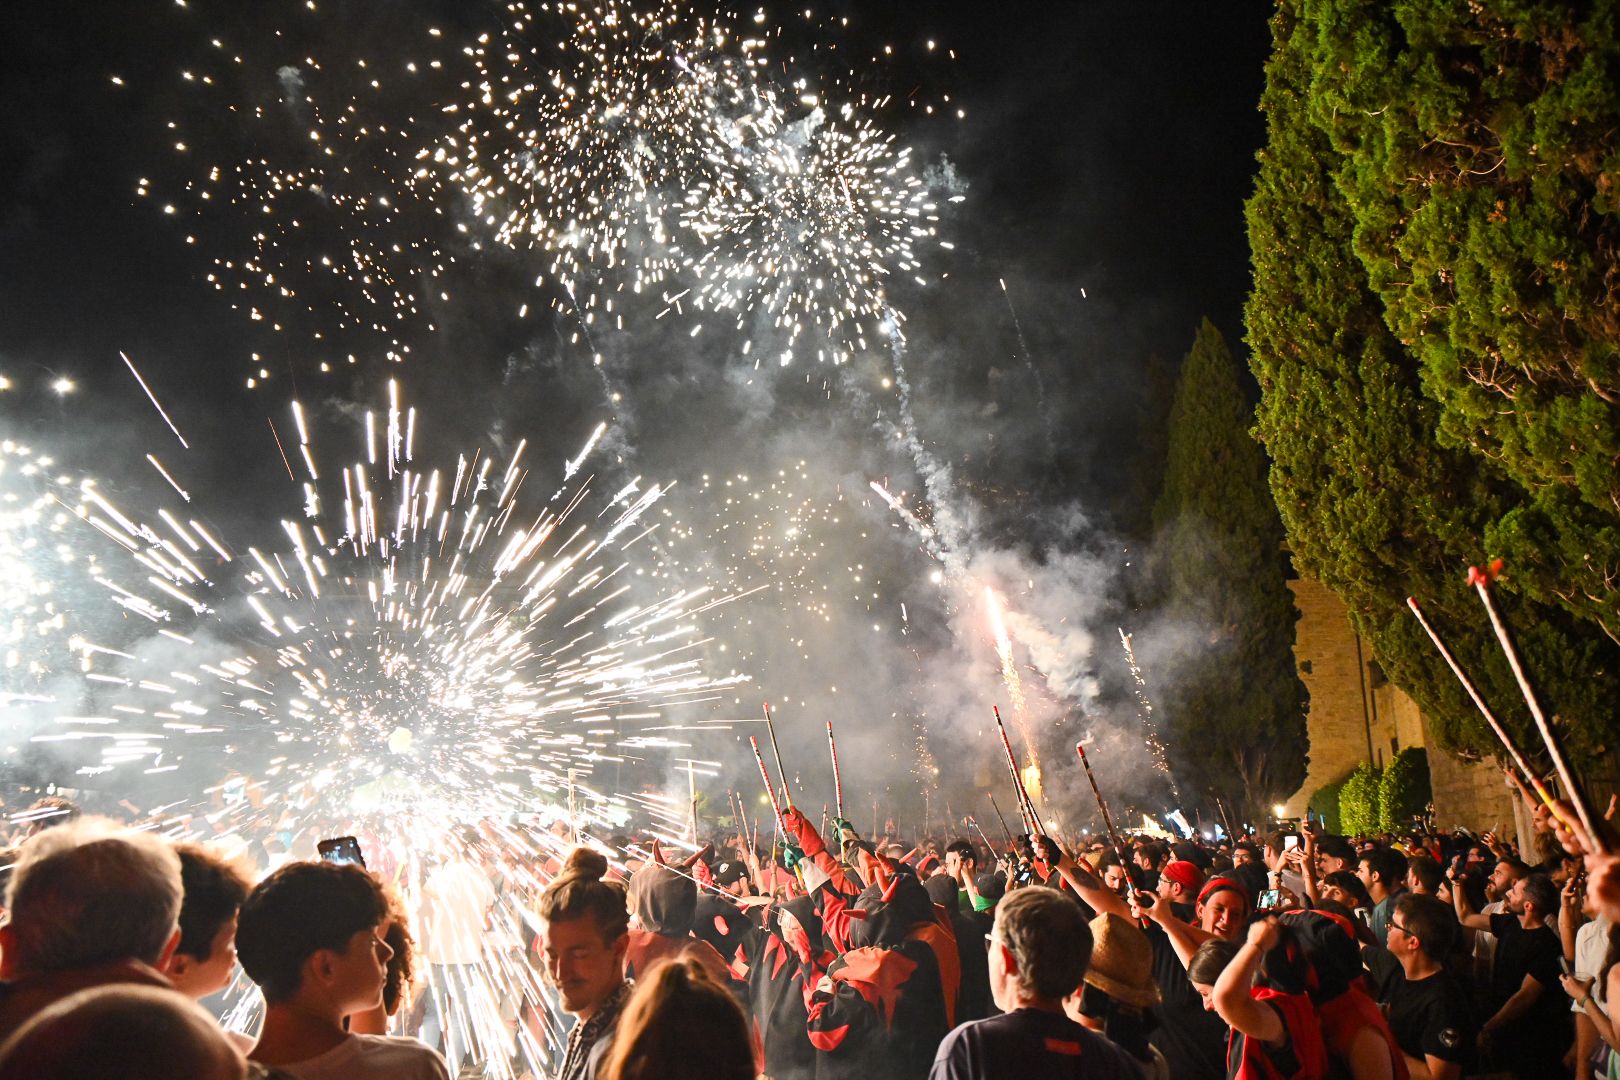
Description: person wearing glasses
1363,894,1477,1080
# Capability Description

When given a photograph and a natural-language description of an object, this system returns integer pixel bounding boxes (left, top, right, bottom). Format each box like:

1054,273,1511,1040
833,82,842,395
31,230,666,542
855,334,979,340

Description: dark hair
995,886,1092,1001
1406,854,1443,895
945,838,975,864
539,847,629,945
1359,847,1406,888
1520,873,1558,916
20,797,81,834
1233,841,1261,861
235,861,388,1003
1393,893,1457,959
1077,983,1157,1061
1315,835,1356,864
1187,937,1239,986
1496,856,1532,879
1322,870,1372,908
380,889,415,1015
597,958,753,1080
174,844,253,961
1263,830,1293,856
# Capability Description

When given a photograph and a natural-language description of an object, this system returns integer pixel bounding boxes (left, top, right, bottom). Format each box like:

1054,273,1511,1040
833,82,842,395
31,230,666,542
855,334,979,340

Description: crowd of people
2,779,1620,1079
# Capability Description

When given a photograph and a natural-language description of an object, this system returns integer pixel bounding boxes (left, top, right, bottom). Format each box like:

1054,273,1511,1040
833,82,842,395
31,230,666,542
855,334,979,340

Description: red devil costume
805,873,950,1080
731,894,831,1080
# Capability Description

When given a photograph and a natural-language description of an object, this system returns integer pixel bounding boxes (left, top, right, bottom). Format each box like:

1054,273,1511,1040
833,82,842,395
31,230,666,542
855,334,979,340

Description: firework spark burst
151,0,958,382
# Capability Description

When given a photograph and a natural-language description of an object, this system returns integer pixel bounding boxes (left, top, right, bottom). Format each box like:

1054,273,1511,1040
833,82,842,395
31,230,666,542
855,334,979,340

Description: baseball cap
1161,860,1205,894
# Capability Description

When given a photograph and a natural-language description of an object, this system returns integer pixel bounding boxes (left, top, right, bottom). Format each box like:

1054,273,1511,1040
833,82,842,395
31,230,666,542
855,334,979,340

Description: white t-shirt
1574,916,1613,1015
279,1034,450,1080
1472,899,1505,972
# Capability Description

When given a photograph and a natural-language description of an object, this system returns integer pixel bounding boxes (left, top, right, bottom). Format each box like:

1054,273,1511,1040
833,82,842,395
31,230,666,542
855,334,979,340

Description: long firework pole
763,703,793,808
1213,795,1236,842
993,706,1043,836
750,736,786,832
1407,596,1552,802
1469,565,1607,850
987,792,1016,848
567,767,580,844
688,764,698,843
967,813,996,858
1076,742,1135,885
827,720,844,819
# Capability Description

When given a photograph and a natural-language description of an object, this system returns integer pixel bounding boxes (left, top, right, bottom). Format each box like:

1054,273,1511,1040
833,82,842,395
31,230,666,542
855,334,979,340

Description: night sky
0,2,1273,817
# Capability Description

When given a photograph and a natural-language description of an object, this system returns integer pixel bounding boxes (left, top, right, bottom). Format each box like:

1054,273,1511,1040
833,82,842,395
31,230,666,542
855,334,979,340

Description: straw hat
1082,913,1162,1008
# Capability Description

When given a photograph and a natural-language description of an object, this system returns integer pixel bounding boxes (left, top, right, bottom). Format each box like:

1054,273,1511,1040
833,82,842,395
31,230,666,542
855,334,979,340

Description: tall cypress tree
1245,1,1620,768
1308,0,1620,643
1154,319,1310,822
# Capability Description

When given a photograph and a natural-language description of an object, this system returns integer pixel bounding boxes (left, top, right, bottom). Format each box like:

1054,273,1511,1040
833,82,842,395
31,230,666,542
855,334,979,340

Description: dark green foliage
1308,774,1348,834
1308,1,1620,641
1379,748,1433,828
1244,1,1620,772
1153,320,1311,822
1340,762,1383,836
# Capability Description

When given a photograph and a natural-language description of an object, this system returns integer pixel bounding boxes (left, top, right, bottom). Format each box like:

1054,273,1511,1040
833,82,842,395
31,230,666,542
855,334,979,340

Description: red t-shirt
1317,985,1409,1080
1226,986,1327,1080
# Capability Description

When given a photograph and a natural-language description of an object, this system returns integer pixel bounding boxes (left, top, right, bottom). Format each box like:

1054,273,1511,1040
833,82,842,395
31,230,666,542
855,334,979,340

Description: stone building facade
1280,574,1523,834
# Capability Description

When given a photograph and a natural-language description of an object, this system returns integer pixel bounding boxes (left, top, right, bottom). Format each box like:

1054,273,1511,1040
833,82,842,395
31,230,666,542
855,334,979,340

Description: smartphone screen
317,835,366,868
1258,888,1281,910
1283,835,1299,851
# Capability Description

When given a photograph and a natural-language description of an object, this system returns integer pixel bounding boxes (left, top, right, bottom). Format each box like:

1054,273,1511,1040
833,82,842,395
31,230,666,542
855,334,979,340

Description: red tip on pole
1075,742,1087,760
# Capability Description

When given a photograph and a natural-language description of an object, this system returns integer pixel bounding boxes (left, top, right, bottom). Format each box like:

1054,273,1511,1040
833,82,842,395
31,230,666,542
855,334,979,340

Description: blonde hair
597,958,754,1080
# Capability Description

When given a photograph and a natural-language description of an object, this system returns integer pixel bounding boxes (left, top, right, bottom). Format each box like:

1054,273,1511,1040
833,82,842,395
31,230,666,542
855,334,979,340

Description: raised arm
1448,866,1492,931
1213,919,1285,1045
1048,843,1131,920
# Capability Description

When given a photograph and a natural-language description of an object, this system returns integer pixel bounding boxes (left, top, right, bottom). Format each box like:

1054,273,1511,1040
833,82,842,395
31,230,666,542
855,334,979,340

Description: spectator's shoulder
350,1034,451,1079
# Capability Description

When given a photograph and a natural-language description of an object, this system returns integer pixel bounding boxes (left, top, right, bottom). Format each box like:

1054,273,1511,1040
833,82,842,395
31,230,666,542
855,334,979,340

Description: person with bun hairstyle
596,957,755,1080
540,848,632,1080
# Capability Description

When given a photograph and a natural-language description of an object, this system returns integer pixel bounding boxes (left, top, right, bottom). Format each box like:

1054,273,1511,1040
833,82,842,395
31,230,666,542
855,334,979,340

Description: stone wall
1281,575,1406,817
1282,572,1528,838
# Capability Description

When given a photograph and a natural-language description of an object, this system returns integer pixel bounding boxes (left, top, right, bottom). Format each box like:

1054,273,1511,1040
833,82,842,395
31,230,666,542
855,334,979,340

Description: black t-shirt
928,1007,1142,1080
1488,913,1561,1009
1364,947,1477,1068
1486,912,1572,1070
1145,904,1229,1080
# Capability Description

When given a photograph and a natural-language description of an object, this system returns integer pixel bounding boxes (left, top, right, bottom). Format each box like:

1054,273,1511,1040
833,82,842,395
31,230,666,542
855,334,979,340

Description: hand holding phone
317,835,366,868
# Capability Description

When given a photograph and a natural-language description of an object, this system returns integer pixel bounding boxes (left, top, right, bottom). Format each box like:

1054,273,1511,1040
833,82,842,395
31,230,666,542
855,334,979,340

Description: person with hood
806,872,950,1080
1278,909,1405,1080
926,874,993,1022
781,806,962,1027
731,894,832,1080
1212,917,1329,1080
622,845,732,989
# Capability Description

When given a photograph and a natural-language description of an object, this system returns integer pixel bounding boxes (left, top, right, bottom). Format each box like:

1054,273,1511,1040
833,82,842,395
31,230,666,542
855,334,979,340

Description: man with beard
538,848,632,1080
